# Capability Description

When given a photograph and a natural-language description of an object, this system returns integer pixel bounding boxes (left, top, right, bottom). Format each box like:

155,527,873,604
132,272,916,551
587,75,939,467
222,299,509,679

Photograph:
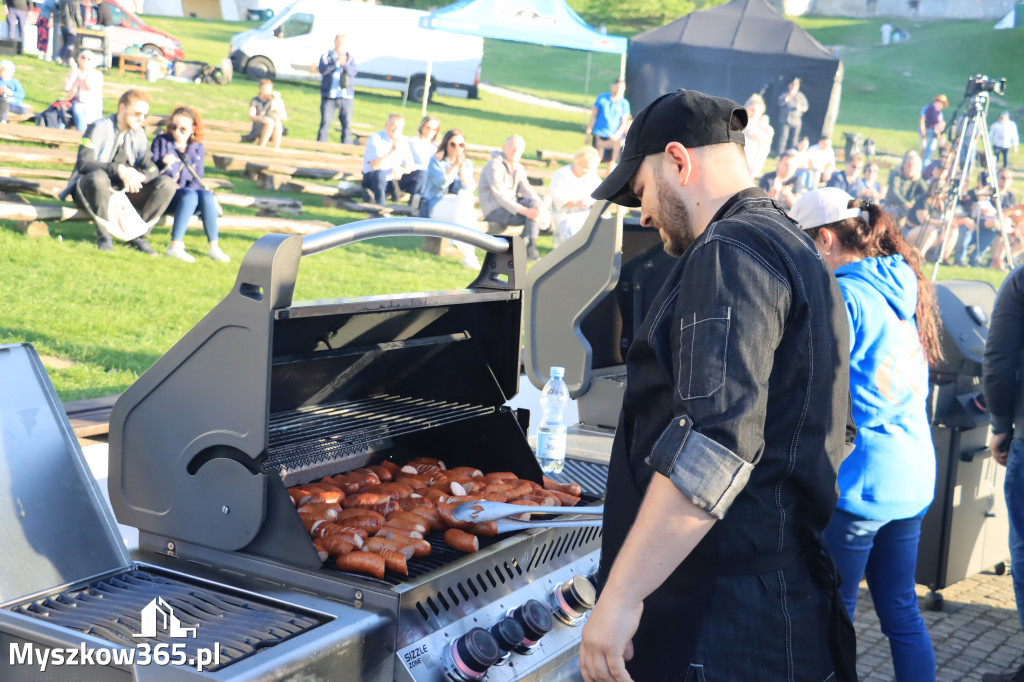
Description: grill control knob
551,574,598,626
489,617,525,665
444,627,500,680
508,599,553,654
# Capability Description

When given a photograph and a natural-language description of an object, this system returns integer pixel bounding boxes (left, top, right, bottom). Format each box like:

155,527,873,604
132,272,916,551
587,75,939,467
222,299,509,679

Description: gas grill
67,219,602,680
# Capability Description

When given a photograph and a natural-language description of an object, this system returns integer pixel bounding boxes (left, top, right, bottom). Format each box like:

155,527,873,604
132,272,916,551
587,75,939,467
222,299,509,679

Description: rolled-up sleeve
647,235,790,519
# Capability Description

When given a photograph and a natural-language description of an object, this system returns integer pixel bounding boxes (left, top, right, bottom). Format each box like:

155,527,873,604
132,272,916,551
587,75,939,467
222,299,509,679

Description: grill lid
0,344,131,606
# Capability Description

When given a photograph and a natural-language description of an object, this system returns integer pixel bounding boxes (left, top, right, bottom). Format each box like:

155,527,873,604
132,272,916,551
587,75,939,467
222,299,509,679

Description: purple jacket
151,134,205,191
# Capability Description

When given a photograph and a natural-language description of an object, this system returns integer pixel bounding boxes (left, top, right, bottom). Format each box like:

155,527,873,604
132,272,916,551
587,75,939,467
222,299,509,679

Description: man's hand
161,154,177,168
580,596,641,682
991,431,1012,466
521,206,540,221
117,164,144,194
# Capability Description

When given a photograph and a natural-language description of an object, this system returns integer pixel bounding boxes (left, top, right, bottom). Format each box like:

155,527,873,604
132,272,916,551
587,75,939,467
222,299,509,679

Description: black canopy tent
626,0,842,144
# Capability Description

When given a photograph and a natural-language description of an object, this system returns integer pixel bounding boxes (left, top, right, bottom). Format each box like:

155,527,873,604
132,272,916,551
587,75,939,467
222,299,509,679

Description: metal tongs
452,500,604,533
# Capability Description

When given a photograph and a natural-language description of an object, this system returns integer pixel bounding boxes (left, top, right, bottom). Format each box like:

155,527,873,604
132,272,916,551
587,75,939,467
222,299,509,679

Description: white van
228,0,483,102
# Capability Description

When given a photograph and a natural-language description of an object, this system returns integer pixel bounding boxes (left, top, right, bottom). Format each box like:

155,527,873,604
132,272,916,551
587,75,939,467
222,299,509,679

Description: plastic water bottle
536,366,568,474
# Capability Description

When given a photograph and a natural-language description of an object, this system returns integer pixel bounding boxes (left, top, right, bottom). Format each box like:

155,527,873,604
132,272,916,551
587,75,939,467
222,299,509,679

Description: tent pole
584,52,592,99
619,52,626,80
422,60,433,117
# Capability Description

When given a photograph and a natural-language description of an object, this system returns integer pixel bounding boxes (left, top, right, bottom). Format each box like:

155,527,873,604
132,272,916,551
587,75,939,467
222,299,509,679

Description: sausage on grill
375,548,409,576
444,529,479,554
336,551,385,579
543,476,582,497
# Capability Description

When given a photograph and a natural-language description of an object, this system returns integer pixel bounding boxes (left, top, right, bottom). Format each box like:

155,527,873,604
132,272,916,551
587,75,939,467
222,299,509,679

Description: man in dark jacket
5,0,28,43
317,33,357,144
579,89,856,682
64,89,176,253
982,265,1024,682
56,0,81,65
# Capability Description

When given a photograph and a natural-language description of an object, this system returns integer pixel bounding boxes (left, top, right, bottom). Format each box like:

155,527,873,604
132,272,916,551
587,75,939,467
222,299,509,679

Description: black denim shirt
599,188,854,680
984,265,1024,436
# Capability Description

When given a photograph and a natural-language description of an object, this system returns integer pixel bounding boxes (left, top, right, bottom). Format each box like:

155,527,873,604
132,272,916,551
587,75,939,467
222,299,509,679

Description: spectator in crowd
95,0,112,25
152,106,230,264
975,170,1016,270
6,0,28,43
584,78,631,173
884,150,929,225
37,0,56,59
317,33,357,144
775,77,808,156
807,135,837,186
548,146,601,246
742,93,774,179
0,59,29,124
479,134,544,261
853,161,886,203
918,94,947,164
63,50,103,131
982,263,1024,682
243,79,286,148
56,0,81,65
422,128,479,269
407,115,440,210
759,150,802,210
361,113,422,205
827,153,864,194
991,112,1020,169
793,187,940,682
880,22,893,45
64,89,176,253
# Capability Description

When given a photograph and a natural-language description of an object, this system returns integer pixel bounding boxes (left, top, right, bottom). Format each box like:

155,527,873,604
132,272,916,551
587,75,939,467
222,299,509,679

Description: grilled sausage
446,466,483,478
420,487,449,504
360,483,415,500
506,498,539,520
326,474,364,495
408,457,446,470
396,496,434,513
366,464,394,482
376,526,424,541
546,490,581,507
375,548,409,576
406,505,444,531
383,516,429,535
352,469,382,487
481,472,518,483
387,510,432,527
288,488,315,506
335,508,387,524
311,537,329,562
337,514,384,534
481,491,510,503
393,473,430,490
319,536,356,558
519,492,560,507
542,476,582,497
336,551,386,579
444,529,479,554
379,460,402,475
343,492,394,509
364,537,416,559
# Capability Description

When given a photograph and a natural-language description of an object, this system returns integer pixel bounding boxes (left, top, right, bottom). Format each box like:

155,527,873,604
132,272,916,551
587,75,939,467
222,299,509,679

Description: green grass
1,14,1022,400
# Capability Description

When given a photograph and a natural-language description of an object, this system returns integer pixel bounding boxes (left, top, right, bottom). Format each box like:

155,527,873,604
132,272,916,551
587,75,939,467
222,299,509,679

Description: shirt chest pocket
677,307,731,401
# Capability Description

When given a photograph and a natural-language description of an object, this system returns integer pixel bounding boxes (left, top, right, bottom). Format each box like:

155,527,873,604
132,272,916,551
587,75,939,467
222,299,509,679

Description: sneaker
130,237,158,256
207,244,231,263
166,243,195,262
983,668,1024,682
97,237,113,252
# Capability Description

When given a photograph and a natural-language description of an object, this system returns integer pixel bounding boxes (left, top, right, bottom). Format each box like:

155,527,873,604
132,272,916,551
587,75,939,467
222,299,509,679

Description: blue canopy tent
417,0,628,113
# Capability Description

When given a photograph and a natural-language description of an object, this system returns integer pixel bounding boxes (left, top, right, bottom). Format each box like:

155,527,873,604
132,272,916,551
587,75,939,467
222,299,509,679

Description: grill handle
301,218,512,256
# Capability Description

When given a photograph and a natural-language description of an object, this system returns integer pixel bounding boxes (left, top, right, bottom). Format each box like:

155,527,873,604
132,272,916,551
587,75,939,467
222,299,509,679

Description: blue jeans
822,507,936,682
167,188,218,242
361,170,424,205
922,129,938,163
317,97,353,144
961,227,1000,266
71,101,89,132
1005,439,1024,639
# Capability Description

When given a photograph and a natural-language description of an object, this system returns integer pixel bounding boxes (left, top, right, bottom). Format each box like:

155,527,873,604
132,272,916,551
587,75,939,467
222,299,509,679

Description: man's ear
664,141,692,187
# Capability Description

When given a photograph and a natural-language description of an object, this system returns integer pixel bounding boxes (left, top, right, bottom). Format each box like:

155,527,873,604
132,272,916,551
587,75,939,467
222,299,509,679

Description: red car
84,0,184,61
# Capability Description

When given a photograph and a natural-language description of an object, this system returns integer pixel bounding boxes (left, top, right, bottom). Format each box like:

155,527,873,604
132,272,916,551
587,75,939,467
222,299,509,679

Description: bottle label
537,431,566,459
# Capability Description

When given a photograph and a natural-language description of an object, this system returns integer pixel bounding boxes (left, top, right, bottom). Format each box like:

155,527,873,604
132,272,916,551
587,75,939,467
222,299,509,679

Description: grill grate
10,569,324,672
264,394,494,473
547,458,609,498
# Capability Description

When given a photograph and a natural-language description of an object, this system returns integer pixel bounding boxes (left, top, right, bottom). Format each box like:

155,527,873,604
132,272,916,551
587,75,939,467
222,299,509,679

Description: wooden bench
119,54,149,76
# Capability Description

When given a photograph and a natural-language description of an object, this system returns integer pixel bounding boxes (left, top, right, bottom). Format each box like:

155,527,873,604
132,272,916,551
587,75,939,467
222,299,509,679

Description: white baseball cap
790,187,861,230
0,59,14,73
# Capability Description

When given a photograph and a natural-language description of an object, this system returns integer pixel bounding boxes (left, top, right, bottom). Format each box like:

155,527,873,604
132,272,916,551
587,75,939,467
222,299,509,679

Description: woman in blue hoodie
792,187,942,682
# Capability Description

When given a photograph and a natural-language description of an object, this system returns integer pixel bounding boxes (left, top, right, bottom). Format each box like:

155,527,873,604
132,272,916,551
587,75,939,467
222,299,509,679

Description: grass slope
0,14,1018,399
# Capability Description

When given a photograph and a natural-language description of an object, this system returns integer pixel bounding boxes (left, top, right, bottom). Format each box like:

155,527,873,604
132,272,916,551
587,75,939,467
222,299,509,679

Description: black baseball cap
592,89,748,207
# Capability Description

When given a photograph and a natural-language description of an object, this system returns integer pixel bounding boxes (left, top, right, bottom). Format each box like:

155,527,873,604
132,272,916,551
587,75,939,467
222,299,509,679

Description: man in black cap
579,89,856,681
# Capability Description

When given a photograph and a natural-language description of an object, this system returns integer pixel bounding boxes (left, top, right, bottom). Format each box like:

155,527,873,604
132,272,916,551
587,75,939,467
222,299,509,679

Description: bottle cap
550,366,565,378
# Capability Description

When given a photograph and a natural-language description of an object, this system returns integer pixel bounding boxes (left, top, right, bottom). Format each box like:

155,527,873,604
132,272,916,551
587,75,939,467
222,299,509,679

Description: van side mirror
273,26,283,38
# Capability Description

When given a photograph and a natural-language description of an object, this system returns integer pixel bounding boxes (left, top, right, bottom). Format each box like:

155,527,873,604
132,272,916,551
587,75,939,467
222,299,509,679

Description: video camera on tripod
964,74,1006,98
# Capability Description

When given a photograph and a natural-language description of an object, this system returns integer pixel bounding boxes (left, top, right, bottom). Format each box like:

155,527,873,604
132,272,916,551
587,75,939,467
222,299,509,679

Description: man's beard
654,170,697,257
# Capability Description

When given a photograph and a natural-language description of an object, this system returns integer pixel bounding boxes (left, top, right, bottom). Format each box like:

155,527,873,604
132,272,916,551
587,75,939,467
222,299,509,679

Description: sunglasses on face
168,124,191,133
448,141,465,148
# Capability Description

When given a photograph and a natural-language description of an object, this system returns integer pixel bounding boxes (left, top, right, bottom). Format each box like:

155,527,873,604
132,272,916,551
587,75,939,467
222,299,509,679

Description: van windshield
258,1,297,31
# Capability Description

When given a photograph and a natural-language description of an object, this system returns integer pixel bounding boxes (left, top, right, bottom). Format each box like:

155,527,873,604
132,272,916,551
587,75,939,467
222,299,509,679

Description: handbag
72,181,154,241
176,149,223,217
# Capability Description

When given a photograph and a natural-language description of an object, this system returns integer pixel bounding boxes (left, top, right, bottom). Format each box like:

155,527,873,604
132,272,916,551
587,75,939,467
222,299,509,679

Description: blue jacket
0,77,25,105
151,134,205,190
318,50,356,99
834,254,935,520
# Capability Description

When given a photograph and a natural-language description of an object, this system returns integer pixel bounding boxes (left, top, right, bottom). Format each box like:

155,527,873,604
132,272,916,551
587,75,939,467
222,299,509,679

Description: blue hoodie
834,254,935,520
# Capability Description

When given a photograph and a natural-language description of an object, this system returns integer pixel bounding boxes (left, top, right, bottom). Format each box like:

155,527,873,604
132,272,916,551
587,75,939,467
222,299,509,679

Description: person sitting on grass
62,88,176,254
242,79,286,148
0,59,31,124
151,106,230,263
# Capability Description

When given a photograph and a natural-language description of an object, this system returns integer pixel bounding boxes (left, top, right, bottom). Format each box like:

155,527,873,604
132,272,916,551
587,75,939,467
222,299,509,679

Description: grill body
916,280,1009,602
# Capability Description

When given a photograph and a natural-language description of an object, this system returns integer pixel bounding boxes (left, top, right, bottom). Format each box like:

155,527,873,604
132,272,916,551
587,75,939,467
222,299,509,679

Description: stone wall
781,0,1016,20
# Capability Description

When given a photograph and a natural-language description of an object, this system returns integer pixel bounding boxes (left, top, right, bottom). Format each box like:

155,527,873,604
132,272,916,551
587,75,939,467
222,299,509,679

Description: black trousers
74,170,177,242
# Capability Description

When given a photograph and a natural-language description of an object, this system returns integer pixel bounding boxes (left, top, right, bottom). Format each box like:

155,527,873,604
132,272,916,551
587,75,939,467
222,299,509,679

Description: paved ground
856,568,1023,681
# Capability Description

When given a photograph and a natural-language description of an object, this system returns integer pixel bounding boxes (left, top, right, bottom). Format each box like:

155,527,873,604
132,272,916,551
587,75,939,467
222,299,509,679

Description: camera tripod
928,88,1014,279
